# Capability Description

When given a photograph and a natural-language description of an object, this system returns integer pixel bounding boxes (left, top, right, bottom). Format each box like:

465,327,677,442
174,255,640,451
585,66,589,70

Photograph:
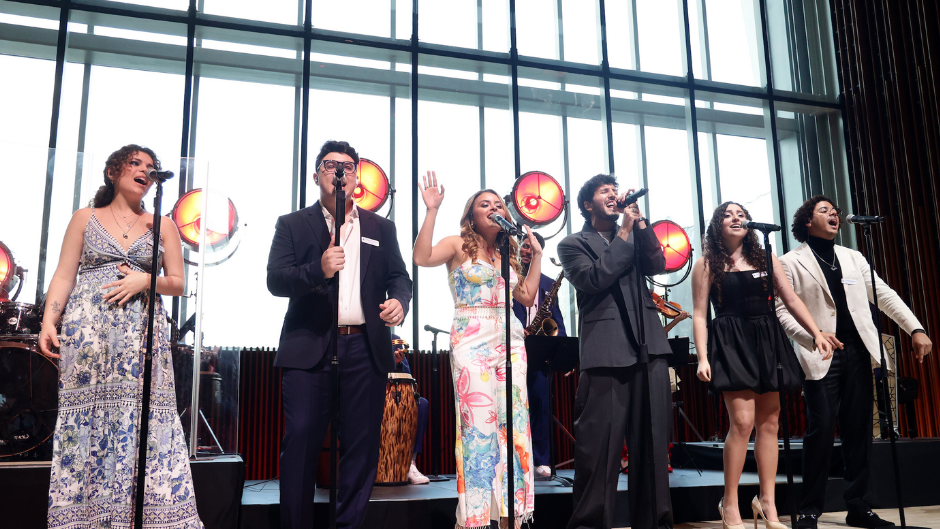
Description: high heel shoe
751,496,787,529
719,498,746,529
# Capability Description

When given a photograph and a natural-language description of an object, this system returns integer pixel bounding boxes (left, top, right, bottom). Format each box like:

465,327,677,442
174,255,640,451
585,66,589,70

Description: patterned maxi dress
449,260,535,529
47,212,203,529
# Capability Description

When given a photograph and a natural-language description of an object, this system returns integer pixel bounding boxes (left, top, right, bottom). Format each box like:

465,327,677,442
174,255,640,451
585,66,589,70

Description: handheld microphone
490,213,521,236
146,169,175,183
741,220,782,232
424,324,451,335
845,214,885,224
616,187,648,208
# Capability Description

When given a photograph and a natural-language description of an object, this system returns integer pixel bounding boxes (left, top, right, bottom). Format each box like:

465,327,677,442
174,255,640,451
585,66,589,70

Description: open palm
420,170,445,210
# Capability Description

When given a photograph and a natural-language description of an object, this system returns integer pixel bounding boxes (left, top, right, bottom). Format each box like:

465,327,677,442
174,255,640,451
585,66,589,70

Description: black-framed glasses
318,159,357,174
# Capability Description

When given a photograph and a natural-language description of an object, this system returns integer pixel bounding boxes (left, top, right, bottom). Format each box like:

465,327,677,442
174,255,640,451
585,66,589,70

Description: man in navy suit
267,140,413,529
511,231,567,478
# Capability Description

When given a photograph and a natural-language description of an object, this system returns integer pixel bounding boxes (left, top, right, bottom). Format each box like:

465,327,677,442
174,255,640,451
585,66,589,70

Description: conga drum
375,372,418,485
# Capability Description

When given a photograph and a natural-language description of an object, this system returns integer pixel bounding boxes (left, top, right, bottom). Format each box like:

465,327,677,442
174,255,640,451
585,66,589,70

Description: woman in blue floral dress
413,172,541,529
39,145,203,528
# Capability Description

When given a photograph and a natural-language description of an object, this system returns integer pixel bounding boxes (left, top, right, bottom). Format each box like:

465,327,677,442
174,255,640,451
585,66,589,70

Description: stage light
354,158,390,213
651,220,692,273
0,241,12,288
171,189,239,252
507,171,566,228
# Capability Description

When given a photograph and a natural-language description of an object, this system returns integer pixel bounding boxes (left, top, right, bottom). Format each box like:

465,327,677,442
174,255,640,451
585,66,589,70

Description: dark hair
576,174,618,221
314,140,360,172
703,201,771,304
92,144,160,208
791,195,842,243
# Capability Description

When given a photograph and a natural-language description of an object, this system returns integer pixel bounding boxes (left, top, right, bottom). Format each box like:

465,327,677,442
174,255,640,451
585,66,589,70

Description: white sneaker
535,465,551,478
407,463,430,485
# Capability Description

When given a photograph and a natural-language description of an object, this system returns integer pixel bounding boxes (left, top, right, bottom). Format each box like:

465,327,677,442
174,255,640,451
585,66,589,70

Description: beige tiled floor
628,505,940,529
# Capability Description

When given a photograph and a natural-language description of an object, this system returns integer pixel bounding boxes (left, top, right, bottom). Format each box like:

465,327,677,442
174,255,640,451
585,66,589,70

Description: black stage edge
239,438,940,529
0,454,244,529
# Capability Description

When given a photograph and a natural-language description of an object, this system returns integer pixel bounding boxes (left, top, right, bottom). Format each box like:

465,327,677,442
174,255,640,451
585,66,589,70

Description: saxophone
525,270,565,336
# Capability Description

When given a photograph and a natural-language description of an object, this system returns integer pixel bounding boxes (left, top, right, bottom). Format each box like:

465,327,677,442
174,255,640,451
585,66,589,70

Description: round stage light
508,171,565,227
171,189,239,252
651,220,692,273
354,158,390,213
0,241,12,288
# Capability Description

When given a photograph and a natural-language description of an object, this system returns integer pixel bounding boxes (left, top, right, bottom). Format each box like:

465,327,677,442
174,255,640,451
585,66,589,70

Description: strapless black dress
708,271,804,393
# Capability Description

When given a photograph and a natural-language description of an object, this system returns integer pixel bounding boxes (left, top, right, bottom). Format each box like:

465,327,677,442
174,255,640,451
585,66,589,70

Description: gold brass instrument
525,269,565,336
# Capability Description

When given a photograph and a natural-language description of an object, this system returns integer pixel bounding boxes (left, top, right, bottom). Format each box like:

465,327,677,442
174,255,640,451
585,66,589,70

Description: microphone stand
497,231,515,529
861,223,908,528
424,327,449,482
329,170,347,529
631,219,660,528
759,229,797,528
134,177,166,529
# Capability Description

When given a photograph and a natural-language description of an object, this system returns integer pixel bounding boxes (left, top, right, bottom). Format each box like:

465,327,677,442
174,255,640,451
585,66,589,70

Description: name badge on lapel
841,278,857,285
752,271,768,278
362,237,380,247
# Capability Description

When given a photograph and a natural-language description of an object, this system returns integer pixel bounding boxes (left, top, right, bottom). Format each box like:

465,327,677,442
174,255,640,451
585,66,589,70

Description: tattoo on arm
51,301,61,315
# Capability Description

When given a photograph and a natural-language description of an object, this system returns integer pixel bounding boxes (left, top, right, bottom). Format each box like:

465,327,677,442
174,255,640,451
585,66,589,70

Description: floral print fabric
47,213,203,529
448,260,534,529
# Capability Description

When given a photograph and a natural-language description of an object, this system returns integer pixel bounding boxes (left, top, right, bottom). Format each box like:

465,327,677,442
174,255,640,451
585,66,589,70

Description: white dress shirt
321,202,366,325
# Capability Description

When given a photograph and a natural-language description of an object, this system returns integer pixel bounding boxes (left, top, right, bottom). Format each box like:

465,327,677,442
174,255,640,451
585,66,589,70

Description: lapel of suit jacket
305,200,331,253
359,208,377,280
578,221,611,259
794,242,834,305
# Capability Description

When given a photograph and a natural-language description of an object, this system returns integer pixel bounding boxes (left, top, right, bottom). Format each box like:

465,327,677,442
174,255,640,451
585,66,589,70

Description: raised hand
419,171,445,211
524,226,542,258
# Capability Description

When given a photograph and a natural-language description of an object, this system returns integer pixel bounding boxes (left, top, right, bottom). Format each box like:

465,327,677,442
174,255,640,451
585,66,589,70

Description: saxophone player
512,231,568,479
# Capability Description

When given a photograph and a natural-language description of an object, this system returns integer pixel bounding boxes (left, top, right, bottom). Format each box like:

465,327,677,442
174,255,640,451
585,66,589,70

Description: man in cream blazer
776,196,931,529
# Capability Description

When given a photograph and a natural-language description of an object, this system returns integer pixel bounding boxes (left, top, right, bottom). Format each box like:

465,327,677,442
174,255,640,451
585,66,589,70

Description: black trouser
799,339,873,517
567,358,674,529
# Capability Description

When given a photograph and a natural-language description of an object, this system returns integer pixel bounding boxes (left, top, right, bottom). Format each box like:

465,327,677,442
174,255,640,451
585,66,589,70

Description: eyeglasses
318,159,357,174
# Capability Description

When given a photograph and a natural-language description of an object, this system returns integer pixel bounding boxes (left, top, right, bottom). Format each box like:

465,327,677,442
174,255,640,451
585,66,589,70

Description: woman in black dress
691,202,833,529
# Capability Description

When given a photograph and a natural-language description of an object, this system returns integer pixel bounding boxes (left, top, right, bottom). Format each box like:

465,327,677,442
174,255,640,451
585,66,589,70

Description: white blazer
775,242,923,380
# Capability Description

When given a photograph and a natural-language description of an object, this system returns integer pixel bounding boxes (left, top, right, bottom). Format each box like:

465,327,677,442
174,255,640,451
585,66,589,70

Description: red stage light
651,220,692,273
171,189,239,251
354,158,390,212
0,241,12,288
508,171,565,227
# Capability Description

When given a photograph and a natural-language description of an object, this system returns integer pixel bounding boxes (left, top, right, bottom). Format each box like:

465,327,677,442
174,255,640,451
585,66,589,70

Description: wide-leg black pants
567,358,674,529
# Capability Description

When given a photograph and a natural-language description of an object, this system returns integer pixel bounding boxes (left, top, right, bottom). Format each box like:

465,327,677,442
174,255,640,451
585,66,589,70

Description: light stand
423,325,450,482
497,231,516,529
758,228,797,528
861,223,909,528
328,169,347,529
134,170,173,529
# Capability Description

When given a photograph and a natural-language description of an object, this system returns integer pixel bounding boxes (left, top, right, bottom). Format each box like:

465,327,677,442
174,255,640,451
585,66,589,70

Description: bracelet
912,329,927,336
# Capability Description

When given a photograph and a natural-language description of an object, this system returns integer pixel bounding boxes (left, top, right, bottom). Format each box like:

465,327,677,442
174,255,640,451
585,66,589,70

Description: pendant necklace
110,205,141,239
810,246,838,271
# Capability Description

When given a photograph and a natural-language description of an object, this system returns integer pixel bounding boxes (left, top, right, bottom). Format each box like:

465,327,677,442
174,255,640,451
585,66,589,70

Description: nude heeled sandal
719,497,746,529
751,496,787,529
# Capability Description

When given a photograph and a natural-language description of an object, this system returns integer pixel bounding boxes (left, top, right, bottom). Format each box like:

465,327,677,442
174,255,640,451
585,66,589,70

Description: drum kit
0,300,59,460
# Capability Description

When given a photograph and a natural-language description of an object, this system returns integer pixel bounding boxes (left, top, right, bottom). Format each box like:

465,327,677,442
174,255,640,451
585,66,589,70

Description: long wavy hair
703,201,771,304
459,189,522,276
92,144,161,208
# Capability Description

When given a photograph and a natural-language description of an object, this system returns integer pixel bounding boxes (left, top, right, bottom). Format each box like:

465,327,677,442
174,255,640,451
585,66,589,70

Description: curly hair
703,201,771,305
576,174,618,222
92,144,160,208
459,189,522,276
791,195,842,243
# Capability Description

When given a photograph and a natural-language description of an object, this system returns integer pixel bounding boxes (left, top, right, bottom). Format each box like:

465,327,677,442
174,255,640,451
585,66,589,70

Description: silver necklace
809,246,838,271
109,205,141,239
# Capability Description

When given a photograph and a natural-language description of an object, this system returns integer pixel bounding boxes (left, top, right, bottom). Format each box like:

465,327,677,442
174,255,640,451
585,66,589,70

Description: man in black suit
557,174,674,529
511,231,567,478
267,140,412,529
